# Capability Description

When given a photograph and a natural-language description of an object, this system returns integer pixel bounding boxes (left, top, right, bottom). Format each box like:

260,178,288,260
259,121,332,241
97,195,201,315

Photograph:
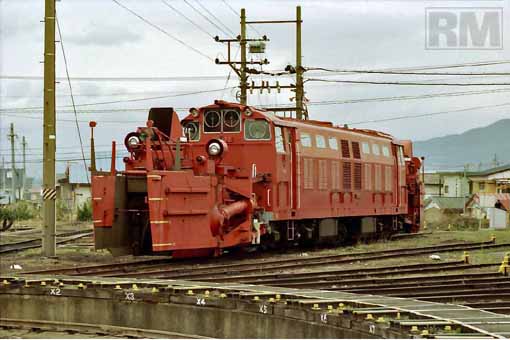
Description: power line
4,60,510,82
0,112,142,124
56,15,89,184
5,155,126,165
182,0,233,37
331,60,510,73
0,144,124,152
306,87,510,106
0,88,236,98
306,78,510,86
306,66,510,76
347,100,510,125
3,83,510,116
160,0,215,39
3,86,510,117
222,46,240,99
194,0,236,36
220,0,261,36
0,75,228,81
0,87,235,111
111,0,213,61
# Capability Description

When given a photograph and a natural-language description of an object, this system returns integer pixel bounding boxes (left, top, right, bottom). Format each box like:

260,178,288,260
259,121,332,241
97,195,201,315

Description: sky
1,0,509,179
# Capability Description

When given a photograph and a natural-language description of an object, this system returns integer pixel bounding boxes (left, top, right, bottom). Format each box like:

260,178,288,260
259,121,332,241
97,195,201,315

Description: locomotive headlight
206,139,228,158
124,132,142,151
127,136,140,147
207,142,222,156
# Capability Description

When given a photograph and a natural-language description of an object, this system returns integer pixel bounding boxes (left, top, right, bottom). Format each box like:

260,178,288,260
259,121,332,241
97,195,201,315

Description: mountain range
413,119,510,171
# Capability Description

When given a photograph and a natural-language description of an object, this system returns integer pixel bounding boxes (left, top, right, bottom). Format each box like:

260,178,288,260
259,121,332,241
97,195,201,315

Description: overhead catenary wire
56,14,89,184
110,0,213,61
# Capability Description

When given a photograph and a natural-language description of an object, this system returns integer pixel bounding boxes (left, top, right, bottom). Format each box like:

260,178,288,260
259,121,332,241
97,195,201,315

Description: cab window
362,142,370,154
300,132,312,147
382,145,390,157
275,127,285,153
315,135,326,148
244,119,270,140
183,121,200,141
372,143,380,156
329,137,338,150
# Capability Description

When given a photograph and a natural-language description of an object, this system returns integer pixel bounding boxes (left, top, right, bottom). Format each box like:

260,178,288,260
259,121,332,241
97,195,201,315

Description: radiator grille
341,140,350,158
354,163,362,190
343,162,352,191
352,142,361,159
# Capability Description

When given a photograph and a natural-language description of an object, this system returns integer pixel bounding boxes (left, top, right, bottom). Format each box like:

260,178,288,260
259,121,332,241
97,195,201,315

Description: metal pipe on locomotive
90,100,423,258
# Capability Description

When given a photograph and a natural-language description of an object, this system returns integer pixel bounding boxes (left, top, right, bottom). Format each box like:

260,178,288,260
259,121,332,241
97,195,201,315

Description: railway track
0,318,205,339
16,236,510,317
22,239,507,279
102,240,508,279
193,260,499,283
0,230,92,255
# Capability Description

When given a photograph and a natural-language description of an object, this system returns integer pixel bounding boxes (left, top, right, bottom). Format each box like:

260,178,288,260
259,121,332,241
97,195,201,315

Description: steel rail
0,318,205,339
0,231,93,254
138,244,507,280
331,277,510,293
101,241,506,279
23,240,504,278
191,261,496,283
272,272,507,289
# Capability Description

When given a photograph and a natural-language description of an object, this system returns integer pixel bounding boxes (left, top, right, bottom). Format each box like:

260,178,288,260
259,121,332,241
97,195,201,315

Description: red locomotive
91,101,423,257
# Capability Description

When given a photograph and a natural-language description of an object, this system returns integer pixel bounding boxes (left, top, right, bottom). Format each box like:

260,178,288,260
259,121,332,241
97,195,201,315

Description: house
424,196,466,224
57,163,91,212
468,164,510,194
0,168,32,202
465,193,510,229
495,198,510,229
424,173,441,197
56,157,116,212
424,164,510,198
438,171,471,198
424,171,471,198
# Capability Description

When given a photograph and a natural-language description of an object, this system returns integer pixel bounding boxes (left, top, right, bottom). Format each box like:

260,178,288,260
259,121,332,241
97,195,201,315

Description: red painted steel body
91,101,423,257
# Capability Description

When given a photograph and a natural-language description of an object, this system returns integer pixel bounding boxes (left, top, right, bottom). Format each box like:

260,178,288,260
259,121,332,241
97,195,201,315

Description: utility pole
295,6,305,120
463,164,469,215
1,157,4,191
240,8,247,105
215,7,306,118
22,136,27,200
8,123,16,203
42,0,57,257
